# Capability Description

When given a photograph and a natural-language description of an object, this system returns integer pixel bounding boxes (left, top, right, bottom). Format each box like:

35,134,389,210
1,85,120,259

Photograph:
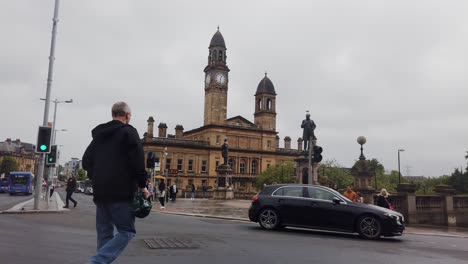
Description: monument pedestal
295,151,319,185
213,164,234,200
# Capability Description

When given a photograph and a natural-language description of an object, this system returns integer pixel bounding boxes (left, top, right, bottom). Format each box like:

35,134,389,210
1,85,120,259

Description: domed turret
255,73,277,95
254,73,277,131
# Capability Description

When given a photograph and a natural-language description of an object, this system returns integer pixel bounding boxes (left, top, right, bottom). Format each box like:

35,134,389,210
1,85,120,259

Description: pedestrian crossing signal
36,126,52,153
46,145,58,165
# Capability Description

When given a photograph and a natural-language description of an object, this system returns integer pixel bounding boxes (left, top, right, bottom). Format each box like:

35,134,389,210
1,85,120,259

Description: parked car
248,184,405,239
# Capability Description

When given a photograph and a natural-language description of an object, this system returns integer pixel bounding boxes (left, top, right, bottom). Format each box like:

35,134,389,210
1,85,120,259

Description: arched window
266,98,272,110
213,50,217,63
218,50,223,61
257,99,262,110
240,159,246,174
251,160,258,174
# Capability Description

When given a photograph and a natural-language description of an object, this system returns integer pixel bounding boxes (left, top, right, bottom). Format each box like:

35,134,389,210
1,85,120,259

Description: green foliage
256,162,296,190
0,156,19,176
77,169,87,181
414,175,450,195
318,159,353,190
449,168,468,194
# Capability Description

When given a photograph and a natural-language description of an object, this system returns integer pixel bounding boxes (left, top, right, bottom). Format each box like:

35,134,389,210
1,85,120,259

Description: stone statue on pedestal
301,113,316,151
221,138,229,165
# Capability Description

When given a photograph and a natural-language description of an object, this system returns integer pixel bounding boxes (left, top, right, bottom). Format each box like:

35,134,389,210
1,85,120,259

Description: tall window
251,160,258,174
201,160,207,172
216,161,219,168
218,50,223,61
177,159,183,171
267,98,272,110
240,159,246,174
188,160,194,171
165,158,171,170
257,99,262,110
216,135,220,144
267,140,272,148
228,158,234,169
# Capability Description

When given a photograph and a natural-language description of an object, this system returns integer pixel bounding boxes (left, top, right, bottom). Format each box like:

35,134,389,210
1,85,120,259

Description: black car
248,184,405,239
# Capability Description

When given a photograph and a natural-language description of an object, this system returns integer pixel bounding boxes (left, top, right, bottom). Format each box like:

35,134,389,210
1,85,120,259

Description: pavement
2,193,468,239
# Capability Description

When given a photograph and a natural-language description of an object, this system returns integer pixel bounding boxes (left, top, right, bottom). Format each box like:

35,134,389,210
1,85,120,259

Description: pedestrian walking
356,192,364,203
191,183,196,200
170,183,177,202
158,180,166,209
202,184,207,198
63,176,77,208
82,101,149,264
377,188,394,210
146,180,153,201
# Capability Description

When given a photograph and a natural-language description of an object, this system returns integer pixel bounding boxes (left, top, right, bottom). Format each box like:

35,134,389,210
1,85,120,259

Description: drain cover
144,238,199,249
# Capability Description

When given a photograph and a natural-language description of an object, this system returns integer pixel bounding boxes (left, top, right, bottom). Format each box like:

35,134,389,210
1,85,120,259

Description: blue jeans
89,201,136,264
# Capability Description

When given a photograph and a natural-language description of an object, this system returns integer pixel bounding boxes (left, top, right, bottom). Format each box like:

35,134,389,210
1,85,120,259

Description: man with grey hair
83,101,149,264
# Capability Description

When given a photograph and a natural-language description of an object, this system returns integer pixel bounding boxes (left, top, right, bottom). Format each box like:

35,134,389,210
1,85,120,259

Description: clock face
216,72,226,85
205,74,211,86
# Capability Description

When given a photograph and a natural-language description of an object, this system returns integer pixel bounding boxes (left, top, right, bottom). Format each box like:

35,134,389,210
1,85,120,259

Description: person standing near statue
221,138,229,165
301,113,316,151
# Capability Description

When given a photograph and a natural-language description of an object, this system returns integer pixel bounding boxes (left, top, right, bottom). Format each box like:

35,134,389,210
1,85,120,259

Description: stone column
397,183,417,225
297,138,303,151
146,116,154,138
434,184,457,227
284,136,291,149
175,124,184,138
158,122,167,138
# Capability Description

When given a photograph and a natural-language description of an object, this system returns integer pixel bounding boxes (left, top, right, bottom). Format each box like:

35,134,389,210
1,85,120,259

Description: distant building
142,28,301,192
64,158,82,178
0,138,37,173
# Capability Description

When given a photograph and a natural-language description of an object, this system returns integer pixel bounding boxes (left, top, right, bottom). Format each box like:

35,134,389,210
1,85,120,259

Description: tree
0,156,19,177
449,168,468,194
318,159,353,190
77,169,87,181
256,162,296,190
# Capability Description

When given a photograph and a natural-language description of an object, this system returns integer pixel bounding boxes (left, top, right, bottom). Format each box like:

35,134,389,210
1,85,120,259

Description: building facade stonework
143,29,301,194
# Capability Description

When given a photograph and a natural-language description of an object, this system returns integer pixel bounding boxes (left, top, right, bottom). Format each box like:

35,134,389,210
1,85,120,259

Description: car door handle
310,202,318,207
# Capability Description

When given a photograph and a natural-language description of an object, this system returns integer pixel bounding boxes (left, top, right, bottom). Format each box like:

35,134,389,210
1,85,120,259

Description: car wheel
258,208,280,230
357,215,382,239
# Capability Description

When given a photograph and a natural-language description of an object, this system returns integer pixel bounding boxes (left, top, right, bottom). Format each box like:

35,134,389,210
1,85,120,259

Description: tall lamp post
34,0,61,210
162,147,168,205
398,149,405,184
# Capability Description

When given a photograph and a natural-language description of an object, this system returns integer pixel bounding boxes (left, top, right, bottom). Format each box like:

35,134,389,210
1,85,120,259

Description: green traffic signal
40,145,47,151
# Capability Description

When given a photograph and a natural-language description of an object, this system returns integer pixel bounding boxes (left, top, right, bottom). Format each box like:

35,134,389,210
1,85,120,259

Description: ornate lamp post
357,136,366,160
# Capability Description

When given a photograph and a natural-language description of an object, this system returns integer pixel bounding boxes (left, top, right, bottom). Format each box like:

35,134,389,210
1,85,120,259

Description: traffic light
146,151,155,169
313,145,323,162
46,145,58,165
36,126,52,153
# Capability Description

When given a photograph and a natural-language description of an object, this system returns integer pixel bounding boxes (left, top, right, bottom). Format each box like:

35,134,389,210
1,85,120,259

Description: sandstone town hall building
142,28,301,194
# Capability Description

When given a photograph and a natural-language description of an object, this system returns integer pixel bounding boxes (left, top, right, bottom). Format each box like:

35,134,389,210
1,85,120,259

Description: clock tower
203,28,230,126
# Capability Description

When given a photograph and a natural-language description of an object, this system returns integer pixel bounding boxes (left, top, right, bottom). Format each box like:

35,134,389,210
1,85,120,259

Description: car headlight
384,213,402,224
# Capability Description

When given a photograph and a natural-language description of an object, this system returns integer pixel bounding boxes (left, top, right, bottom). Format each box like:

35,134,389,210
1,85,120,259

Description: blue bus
8,172,34,195
0,178,8,193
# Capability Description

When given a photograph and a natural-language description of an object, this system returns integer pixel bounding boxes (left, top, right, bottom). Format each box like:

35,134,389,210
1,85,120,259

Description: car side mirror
332,197,341,204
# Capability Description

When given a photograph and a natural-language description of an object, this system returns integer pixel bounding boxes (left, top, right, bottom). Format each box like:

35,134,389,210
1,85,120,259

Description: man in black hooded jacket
82,101,149,264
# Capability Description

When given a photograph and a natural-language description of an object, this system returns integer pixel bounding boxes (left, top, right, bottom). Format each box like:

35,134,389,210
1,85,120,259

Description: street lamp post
398,149,405,184
34,0,61,210
163,147,168,206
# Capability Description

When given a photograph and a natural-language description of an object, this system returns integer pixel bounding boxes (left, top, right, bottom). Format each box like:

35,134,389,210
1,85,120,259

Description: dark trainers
63,206,69,208
74,202,78,208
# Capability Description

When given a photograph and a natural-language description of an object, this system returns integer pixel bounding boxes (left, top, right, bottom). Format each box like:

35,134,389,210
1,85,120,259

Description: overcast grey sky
1,0,467,177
